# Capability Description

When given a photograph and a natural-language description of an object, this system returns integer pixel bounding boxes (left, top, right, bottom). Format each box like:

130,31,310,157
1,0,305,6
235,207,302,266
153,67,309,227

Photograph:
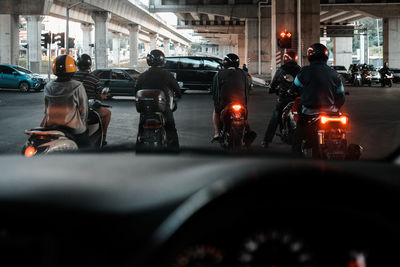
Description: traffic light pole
66,0,84,54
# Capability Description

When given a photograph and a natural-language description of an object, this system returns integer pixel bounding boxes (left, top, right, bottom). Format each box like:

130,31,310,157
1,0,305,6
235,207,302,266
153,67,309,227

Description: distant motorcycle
351,72,362,87
23,88,112,157
219,103,248,151
135,89,177,149
381,72,394,87
361,70,372,86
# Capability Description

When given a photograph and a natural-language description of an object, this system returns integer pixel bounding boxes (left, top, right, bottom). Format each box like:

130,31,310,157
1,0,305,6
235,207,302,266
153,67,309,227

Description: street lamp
66,0,84,54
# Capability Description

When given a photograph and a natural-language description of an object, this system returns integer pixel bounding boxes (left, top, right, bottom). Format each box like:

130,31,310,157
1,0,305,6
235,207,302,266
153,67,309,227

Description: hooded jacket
41,79,88,134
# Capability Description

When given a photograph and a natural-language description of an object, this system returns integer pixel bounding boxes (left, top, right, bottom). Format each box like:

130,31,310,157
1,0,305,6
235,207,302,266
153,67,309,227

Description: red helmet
307,43,329,62
284,51,298,63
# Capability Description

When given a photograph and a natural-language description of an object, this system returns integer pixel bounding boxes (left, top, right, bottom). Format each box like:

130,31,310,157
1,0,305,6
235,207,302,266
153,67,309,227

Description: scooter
23,88,111,157
135,89,177,149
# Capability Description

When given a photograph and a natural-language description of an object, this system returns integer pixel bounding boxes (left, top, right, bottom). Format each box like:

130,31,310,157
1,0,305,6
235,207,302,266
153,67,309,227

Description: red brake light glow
320,116,348,125
231,104,243,112
24,146,36,158
286,32,292,38
280,31,286,38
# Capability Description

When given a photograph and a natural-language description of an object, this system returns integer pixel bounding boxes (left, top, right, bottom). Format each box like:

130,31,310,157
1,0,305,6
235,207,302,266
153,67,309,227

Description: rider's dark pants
74,130,91,148
293,114,318,153
263,98,291,143
164,107,180,149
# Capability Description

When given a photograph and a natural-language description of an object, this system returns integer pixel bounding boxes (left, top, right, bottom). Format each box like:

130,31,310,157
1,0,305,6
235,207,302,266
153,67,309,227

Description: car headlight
31,77,38,81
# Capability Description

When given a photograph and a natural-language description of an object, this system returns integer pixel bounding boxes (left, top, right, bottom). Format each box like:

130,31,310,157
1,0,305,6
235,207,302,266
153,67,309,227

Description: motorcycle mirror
284,74,294,83
101,87,110,95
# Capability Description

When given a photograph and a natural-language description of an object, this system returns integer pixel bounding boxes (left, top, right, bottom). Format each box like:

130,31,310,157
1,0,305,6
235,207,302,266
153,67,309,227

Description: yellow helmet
52,54,77,76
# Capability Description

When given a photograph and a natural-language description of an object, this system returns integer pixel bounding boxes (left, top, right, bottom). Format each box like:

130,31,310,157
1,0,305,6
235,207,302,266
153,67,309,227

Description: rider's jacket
290,60,345,115
270,61,301,97
212,67,249,112
135,67,181,102
73,71,103,100
41,79,88,134
379,66,391,76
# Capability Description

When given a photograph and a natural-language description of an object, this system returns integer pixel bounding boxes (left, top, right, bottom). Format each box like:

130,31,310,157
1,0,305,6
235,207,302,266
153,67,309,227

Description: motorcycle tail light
143,120,162,129
231,104,243,112
24,146,36,158
320,116,348,125
231,104,245,119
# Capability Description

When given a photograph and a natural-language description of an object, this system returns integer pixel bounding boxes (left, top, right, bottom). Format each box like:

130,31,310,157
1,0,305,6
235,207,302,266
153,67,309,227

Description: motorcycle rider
262,51,301,148
350,63,360,84
289,43,345,152
379,62,392,85
40,54,90,147
134,49,181,148
73,53,111,145
211,53,256,144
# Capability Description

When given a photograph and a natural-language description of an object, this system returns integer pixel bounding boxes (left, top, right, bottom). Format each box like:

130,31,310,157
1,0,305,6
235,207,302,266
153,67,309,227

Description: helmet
147,49,165,67
284,51,298,63
76,54,92,70
223,53,240,68
52,54,77,76
384,62,389,68
307,43,329,62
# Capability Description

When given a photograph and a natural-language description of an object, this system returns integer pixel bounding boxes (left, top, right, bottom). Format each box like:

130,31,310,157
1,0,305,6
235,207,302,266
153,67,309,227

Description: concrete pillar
149,33,158,51
299,0,320,66
174,42,181,56
383,17,400,68
112,32,120,66
360,32,369,64
238,33,246,67
129,24,140,68
92,11,111,69
26,16,44,73
0,15,19,65
246,17,271,76
334,37,352,69
80,23,93,56
163,38,171,56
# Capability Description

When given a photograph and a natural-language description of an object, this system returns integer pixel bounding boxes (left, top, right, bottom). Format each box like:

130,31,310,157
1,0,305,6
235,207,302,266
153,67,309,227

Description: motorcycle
23,88,111,157
219,102,248,151
280,95,362,160
135,89,177,149
351,71,362,87
381,72,394,87
361,70,372,86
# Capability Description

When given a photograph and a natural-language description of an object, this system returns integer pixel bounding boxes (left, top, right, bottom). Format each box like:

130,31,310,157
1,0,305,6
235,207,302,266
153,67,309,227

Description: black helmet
76,54,92,70
223,53,240,68
147,49,165,67
307,43,329,62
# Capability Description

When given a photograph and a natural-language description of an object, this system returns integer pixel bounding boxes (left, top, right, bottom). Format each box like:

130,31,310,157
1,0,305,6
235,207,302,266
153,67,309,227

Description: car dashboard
0,151,399,267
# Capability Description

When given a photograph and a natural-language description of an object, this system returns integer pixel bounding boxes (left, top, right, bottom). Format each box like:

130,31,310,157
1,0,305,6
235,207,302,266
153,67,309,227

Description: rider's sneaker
211,135,223,143
261,140,269,148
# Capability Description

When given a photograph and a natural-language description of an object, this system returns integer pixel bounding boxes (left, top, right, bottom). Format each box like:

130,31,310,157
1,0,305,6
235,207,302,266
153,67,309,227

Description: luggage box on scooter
136,89,167,113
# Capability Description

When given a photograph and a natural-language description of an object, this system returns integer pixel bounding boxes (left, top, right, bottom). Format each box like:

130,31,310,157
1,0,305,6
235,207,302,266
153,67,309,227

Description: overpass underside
0,0,191,72
151,0,400,76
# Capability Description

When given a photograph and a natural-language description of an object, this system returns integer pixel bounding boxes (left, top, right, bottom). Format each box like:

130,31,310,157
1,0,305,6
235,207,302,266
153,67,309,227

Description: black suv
163,56,223,92
92,68,141,97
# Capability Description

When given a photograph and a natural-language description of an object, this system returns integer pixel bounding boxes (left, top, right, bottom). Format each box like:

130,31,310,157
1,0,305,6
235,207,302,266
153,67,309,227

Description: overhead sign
326,25,355,37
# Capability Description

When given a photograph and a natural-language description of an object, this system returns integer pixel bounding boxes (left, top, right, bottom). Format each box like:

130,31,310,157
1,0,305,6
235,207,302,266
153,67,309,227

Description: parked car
92,68,141,97
331,65,350,83
0,64,46,92
164,56,223,93
391,68,400,83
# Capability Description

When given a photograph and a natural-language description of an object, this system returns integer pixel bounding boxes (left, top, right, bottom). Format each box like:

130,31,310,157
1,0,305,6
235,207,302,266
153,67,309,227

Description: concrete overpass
149,0,400,76
0,0,191,73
